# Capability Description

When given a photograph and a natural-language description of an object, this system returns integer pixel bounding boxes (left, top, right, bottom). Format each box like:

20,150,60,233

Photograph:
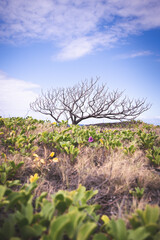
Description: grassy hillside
0,117,160,239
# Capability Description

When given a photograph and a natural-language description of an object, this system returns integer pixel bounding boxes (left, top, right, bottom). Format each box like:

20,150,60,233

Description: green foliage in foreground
0,117,160,239
0,179,160,240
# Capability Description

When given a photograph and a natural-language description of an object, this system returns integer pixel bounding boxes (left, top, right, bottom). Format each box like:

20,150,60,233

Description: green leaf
64,146,70,154
146,223,159,235
7,192,24,209
7,180,21,188
20,224,44,240
41,200,55,221
21,202,33,224
93,233,108,240
16,161,24,169
20,147,26,154
77,222,97,240
73,185,86,203
55,192,65,201
14,211,29,228
128,226,150,240
31,145,38,152
0,185,6,200
35,192,48,209
56,201,69,214
144,205,159,224
0,172,7,184
54,194,73,214
107,219,128,240
10,161,16,168
32,223,46,236
1,214,16,239
48,215,70,240
65,210,86,238
84,189,98,203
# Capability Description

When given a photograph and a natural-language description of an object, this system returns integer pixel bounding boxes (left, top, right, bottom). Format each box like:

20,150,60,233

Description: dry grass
1,120,160,218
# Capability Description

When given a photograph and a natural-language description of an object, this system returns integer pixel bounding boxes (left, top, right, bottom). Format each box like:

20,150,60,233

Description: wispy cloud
0,0,160,60
115,50,153,59
0,71,40,117
56,37,94,61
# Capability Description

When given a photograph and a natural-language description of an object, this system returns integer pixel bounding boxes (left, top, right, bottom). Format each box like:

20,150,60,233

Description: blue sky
0,0,160,124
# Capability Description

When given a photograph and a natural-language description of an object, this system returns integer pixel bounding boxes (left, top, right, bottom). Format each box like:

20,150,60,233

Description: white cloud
0,0,160,60
56,32,118,60
116,51,153,59
0,71,40,117
56,37,94,61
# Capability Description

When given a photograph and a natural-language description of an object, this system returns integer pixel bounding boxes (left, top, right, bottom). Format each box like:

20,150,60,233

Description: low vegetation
0,116,160,239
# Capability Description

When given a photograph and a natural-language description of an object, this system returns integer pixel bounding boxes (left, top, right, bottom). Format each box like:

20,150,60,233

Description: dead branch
30,78,151,124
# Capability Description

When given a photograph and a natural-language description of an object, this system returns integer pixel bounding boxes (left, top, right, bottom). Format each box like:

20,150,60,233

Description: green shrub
146,146,160,165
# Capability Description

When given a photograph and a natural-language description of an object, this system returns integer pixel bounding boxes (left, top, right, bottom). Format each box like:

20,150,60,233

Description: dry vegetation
1,117,160,221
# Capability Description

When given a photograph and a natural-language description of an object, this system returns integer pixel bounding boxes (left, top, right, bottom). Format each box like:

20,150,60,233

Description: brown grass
1,121,160,218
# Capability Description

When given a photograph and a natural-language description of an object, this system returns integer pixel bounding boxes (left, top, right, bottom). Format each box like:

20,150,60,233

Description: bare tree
30,78,151,124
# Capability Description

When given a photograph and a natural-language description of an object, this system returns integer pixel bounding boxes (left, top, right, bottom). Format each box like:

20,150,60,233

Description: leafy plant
129,205,160,239
121,130,135,142
60,142,80,161
0,171,160,240
146,146,160,165
106,218,128,240
124,144,136,156
0,155,24,185
137,130,158,150
1,116,160,240
0,182,100,240
0,117,39,155
38,131,54,146
129,187,145,199
101,205,160,240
